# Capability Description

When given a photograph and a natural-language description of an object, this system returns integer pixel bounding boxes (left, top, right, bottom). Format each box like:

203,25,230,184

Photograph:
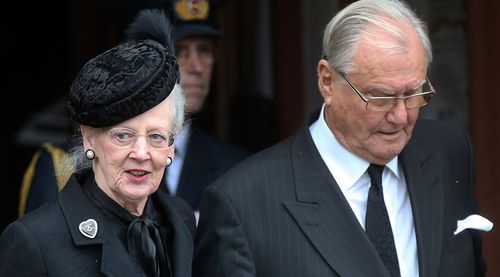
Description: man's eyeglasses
339,72,436,112
176,43,214,66
107,127,175,150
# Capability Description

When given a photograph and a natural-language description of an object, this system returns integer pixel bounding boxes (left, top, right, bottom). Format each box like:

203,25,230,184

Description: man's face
319,24,428,164
176,36,215,115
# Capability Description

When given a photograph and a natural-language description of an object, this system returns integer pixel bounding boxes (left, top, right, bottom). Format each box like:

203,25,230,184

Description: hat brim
175,23,223,40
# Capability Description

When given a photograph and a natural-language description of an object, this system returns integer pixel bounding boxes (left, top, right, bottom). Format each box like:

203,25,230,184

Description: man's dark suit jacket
193,114,486,277
168,126,251,210
1,172,196,277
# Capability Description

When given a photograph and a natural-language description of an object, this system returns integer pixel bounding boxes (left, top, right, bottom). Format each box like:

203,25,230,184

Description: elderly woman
0,9,195,277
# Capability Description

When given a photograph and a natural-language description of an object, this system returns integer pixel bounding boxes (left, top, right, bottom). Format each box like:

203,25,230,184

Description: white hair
322,0,432,74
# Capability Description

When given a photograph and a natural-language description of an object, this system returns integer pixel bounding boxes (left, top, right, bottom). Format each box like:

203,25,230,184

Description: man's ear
317,59,337,106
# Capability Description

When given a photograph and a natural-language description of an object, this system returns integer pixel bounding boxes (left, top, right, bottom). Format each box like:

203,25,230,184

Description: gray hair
170,83,186,133
59,83,185,176
322,0,432,74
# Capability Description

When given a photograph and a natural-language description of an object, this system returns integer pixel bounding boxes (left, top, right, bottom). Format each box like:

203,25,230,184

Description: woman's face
82,97,175,214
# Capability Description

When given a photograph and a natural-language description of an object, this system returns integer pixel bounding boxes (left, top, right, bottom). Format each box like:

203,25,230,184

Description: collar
309,104,400,191
174,123,191,157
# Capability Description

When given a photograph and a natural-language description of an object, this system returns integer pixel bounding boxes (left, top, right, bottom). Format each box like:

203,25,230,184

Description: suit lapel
58,174,142,277
400,135,443,277
283,121,390,277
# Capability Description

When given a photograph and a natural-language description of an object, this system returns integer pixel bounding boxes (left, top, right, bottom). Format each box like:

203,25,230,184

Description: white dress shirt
166,123,190,195
309,105,419,277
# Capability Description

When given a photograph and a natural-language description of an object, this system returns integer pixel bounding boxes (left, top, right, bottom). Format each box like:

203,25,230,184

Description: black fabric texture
67,9,179,128
83,175,171,277
68,40,178,127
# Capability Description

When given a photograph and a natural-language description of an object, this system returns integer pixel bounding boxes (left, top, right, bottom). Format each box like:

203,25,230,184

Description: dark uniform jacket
1,171,196,277
169,126,251,210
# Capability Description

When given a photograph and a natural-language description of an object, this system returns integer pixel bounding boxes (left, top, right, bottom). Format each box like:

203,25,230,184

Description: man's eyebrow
364,84,396,95
411,79,426,90
365,79,427,96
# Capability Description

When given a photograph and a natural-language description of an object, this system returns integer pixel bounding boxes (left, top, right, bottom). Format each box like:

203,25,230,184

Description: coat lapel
283,120,390,276
58,174,142,277
400,134,443,277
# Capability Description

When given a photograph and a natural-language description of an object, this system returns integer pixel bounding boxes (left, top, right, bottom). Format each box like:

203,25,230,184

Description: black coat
1,172,196,277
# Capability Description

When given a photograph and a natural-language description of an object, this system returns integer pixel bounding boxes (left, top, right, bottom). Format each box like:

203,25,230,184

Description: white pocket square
454,214,493,235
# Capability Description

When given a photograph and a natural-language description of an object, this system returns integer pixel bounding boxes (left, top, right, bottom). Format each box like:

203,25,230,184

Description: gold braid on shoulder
18,143,73,217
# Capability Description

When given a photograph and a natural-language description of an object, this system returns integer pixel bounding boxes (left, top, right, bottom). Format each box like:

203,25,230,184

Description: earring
166,157,172,167
85,149,95,160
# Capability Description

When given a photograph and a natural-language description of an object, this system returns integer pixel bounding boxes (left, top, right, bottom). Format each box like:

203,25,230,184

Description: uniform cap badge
175,0,210,21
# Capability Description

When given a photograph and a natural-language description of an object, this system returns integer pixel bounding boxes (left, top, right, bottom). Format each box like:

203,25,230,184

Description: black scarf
84,175,172,277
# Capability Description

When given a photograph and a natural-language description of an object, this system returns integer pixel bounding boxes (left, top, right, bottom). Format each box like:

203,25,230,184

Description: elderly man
193,0,490,276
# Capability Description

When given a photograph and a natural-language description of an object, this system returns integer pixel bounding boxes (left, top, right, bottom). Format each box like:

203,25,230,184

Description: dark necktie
365,164,401,277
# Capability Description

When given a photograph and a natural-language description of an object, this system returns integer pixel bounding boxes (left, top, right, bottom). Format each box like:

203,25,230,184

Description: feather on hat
68,9,179,128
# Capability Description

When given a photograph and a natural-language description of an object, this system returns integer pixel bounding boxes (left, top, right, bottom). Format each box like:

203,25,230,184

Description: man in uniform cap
160,0,251,217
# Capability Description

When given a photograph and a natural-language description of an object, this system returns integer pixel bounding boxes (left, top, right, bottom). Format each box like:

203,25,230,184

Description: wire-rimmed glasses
339,72,436,112
107,127,175,150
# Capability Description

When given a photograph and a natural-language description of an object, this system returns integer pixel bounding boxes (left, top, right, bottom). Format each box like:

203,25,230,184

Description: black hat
169,0,223,39
68,9,179,128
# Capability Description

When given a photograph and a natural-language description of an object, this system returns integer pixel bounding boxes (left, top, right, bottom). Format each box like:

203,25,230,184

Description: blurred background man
160,0,251,213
